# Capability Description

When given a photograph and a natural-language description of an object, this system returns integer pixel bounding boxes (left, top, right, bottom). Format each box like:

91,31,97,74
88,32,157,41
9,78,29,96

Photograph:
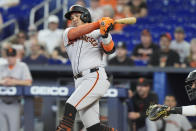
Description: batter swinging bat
114,17,137,24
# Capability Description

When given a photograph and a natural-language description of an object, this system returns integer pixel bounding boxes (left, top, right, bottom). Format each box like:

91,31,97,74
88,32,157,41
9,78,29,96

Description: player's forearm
68,22,99,41
182,105,196,116
169,105,196,116
101,34,112,45
101,34,115,54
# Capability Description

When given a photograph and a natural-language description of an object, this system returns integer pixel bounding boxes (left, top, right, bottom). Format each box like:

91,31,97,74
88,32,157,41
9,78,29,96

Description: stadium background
0,0,196,131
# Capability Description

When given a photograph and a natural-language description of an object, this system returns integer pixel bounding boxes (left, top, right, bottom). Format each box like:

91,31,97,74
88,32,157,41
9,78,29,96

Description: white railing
0,19,19,43
29,0,68,29
0,0,68,43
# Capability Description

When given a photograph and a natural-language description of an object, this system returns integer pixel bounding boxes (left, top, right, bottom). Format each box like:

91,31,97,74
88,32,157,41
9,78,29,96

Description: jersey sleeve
21,63,33,81
62,27,73,47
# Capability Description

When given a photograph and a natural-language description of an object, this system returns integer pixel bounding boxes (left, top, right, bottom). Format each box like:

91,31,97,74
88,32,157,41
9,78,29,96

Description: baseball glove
98,17,114,38
146,104,170,121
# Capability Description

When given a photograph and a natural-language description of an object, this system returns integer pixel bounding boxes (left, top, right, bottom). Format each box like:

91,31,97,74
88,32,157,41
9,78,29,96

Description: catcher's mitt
146,104,170,121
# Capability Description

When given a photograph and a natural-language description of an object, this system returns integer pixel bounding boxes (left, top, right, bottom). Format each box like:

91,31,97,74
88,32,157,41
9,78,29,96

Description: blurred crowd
0,0,195,68
1,18,196,68
0,15,69,65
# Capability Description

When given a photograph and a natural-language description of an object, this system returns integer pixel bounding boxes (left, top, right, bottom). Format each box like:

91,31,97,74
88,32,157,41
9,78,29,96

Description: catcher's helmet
64,5,91,23
185,70,196,101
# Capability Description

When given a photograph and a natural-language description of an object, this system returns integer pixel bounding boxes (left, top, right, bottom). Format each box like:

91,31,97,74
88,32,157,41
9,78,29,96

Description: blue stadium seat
111,34,128,44
2,0,196,53
134,60,148,66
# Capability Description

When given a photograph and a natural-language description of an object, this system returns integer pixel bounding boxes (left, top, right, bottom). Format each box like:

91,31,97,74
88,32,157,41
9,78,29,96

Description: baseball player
147,69,196,121
0,48,32,131
56,5,117,131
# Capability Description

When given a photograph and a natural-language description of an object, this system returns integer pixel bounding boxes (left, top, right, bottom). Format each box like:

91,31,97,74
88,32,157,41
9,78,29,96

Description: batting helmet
64,5,91,23
185,70,196,101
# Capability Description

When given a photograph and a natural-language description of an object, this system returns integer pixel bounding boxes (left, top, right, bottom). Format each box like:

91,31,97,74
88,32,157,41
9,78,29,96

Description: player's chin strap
56,103,77,131
87,123,117,131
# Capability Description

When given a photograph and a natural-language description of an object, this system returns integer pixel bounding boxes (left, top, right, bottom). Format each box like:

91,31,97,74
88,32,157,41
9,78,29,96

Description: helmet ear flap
80,12,91,23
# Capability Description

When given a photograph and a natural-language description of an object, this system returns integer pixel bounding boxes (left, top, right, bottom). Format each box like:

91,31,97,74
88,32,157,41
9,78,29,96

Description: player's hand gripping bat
100,17,137,37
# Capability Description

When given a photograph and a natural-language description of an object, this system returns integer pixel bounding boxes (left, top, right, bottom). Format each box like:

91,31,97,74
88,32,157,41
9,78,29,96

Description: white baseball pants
67,67,110,128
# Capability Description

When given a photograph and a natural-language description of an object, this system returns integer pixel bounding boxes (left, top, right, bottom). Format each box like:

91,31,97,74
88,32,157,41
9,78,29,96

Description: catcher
56,5,117,131
147,69,196,121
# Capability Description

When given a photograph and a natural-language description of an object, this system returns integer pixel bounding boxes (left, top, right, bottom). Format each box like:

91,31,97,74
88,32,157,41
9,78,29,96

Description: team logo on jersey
80,35,98,46
69,35,98,46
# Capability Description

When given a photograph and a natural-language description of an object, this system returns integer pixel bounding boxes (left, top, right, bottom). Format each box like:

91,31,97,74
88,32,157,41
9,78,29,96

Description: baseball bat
114,17,137,24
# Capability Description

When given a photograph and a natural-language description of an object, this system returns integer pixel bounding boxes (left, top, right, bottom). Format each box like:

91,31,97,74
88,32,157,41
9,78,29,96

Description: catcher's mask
185,70,196,101
64,5,92,23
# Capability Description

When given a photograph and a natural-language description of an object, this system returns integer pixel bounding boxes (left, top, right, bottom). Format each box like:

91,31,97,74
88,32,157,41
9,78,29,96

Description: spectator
14,31,27,46
40,44,50,58
122,4,133,18
149,33,180,67
0,47,32,131
0,42,12,65
1,42,12,58
170,27,190,64
128,0,148,18
99,0,117,9
50,41,69,64
109,42,134,66
26,25,49,58
146,95,192,131
38,15,63,54
25,25,39,56
23,43,48,65
75,0,86,7
88,0,103,22
131,29,159,63
127,77,158,131
102,5,115,18
12,31,27,59
186,38,196,67
113,0,132,32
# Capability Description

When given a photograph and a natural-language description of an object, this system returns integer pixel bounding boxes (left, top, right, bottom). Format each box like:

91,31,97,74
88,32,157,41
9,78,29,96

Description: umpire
0,48,32,131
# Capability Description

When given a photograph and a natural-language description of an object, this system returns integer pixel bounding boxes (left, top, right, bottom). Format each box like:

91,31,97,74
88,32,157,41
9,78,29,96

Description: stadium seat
1,0,196,53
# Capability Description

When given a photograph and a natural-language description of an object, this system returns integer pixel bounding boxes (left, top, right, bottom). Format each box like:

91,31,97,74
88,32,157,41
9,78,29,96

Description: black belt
74,68,99,79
